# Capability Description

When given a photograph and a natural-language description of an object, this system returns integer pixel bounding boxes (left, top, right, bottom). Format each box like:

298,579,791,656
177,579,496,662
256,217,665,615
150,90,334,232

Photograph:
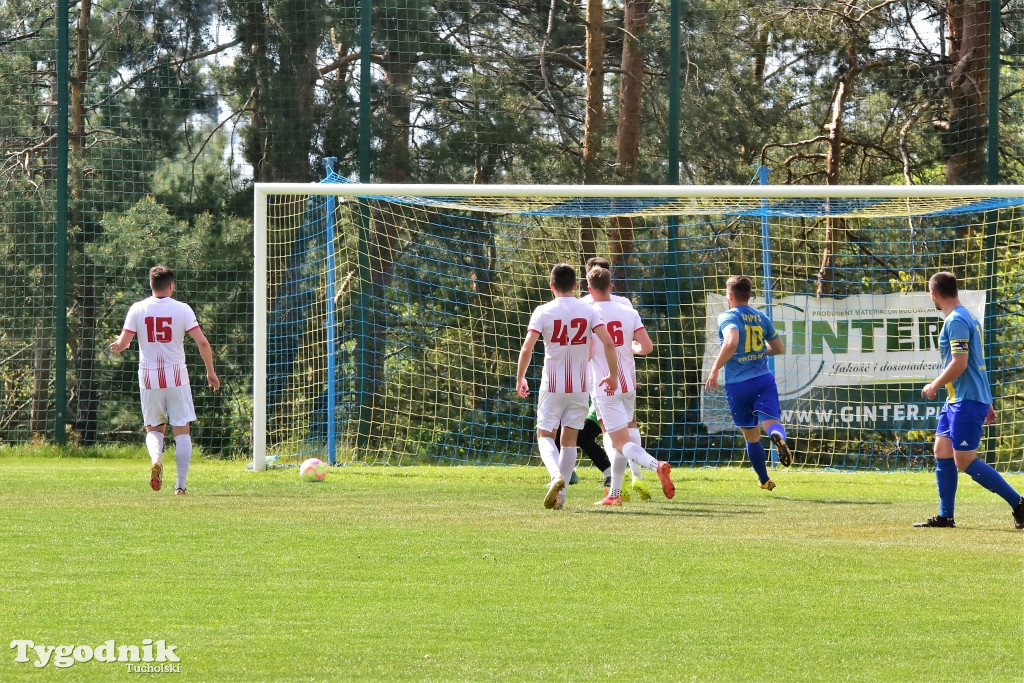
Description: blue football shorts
935,399,990,452
724,373,782,429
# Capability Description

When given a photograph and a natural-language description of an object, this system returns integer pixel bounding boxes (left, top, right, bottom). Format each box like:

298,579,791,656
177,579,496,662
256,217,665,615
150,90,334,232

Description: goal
253,183,1024,473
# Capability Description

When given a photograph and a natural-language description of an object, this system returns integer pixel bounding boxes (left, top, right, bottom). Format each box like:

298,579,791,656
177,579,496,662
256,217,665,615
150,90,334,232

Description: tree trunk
70,0,100,443
241,2,269,181
30,331,51,436
945,0,990,184
73,277,100,444
360,53,416,441
817,46,860,297
468,216,497,413
579,0,606,265
240,0,321,183
70,0,90,160
582,0,605,186
248,1,324,438
381,56,412,184
609,0,650,272
271,1,322,182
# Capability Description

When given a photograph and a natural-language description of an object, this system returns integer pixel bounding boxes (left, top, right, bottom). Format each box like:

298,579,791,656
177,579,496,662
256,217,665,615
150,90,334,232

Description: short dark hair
726,275,753,302
586,266,612,293
929,271,958,299
550,263,576,293
586,256,611,272
150,265,175,292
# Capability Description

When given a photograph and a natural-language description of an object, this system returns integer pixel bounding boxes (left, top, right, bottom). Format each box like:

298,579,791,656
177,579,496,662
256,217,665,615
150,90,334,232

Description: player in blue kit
915,271,1024,529
704,275,793,490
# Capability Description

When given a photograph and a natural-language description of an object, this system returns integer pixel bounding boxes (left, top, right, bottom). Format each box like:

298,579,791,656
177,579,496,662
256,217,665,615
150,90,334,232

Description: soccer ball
299,458,327,482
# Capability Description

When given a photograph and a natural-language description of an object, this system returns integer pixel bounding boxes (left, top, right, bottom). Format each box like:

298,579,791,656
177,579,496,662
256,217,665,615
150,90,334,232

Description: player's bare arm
766,336,784,356
515,330,541,398
704,327,739,392
109,330,135,354
188,327,221,391
592,324,618,395
631,328,653,356
921,353,967,400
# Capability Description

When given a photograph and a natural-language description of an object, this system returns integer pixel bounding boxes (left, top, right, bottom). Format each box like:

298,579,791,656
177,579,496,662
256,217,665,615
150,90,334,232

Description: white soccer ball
299,458,327,482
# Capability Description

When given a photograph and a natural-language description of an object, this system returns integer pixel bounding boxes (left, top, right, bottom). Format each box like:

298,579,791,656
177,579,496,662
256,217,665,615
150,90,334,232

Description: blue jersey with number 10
717,305,779,384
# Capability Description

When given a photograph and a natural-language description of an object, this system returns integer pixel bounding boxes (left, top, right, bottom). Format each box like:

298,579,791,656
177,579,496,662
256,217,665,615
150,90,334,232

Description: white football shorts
139,376,196,427
536,390,590,432
594,392,636,434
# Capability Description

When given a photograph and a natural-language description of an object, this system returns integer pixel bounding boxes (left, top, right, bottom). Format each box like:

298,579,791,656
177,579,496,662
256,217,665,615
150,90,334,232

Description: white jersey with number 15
122,296,200,370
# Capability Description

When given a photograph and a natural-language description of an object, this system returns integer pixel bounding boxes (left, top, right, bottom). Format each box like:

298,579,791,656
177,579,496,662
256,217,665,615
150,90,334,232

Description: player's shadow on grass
584,504,762,518
792,498,893,505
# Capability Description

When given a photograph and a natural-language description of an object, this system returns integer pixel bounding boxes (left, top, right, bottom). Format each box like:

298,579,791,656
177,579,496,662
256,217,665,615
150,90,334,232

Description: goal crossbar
255,183,1024,199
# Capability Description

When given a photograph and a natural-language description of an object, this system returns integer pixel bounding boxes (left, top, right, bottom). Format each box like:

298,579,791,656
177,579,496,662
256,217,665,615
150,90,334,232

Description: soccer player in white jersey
110,265,220,495
586,266,674,506
516,263,619,509
579,256,651,500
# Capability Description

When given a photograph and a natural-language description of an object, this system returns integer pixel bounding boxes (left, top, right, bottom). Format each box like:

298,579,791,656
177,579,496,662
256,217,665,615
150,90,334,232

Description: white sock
629,460,642,482
538,437,560,479
558,446,578,483
622,441,659,471
174,434,192,490
602,432,615,456
145,431,164,465
611,452,628,496
628,428,643,481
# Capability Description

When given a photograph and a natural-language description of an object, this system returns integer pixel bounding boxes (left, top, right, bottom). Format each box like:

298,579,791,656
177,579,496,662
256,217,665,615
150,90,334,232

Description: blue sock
746,441,770,484
766,423,787,442
935,457,958,518
964,459,1022,507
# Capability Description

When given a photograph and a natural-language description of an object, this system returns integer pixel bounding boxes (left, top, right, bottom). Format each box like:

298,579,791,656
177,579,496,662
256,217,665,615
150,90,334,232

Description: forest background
2,1,1023,459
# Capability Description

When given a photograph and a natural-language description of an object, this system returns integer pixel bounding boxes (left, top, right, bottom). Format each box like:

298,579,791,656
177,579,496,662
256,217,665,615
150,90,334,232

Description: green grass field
1,453,1021,681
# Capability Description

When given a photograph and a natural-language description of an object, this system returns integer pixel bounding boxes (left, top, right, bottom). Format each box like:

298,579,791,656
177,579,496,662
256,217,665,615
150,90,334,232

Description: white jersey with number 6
527,297,605,394
122,296,200,390
589,299,644,395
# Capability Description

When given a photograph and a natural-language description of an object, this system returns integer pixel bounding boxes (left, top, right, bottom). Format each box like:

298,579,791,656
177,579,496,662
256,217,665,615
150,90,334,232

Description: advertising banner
700,290,986,433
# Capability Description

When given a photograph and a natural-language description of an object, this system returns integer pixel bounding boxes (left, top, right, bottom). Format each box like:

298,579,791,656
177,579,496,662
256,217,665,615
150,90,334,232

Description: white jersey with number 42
589,299,644,395
527,297,605,394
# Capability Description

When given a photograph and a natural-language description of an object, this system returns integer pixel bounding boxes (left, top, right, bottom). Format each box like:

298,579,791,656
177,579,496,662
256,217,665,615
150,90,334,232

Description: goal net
253,182,1024,473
